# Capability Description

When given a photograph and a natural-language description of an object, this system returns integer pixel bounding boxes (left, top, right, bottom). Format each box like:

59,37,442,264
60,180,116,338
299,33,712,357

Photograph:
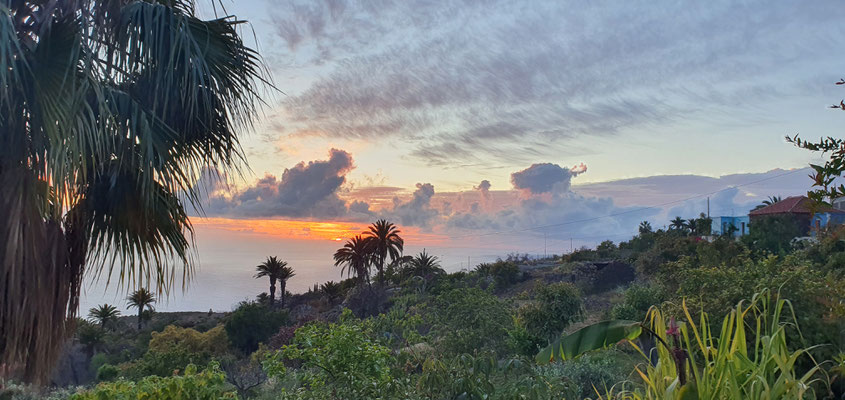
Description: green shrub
70,363,236,399
427,288,512,355
537,349,634,399
475,260,521,288
610,283,665,321
518,282,582,340
96,364,119,382
225,301,287,353
263,309,396,399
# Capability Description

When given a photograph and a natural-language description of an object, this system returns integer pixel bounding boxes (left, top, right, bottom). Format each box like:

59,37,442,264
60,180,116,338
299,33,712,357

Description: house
748,195,845,236
710,216,749,237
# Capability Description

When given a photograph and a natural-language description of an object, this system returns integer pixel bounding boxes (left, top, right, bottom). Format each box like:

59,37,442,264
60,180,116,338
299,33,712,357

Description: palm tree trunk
137,308,142,330
269,277,276,306
280,282,286,308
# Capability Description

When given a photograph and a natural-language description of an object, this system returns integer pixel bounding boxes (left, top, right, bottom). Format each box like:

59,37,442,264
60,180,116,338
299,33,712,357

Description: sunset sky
83,1,845,311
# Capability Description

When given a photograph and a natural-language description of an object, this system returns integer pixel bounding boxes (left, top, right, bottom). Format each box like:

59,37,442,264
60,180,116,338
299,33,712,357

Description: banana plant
536,290,826,399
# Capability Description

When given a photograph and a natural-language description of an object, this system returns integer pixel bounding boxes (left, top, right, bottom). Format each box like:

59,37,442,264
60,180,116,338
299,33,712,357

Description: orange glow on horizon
191,217,446,245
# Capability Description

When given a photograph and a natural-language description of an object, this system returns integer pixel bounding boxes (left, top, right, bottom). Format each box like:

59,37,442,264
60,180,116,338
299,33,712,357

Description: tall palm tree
277,264,295,308
254,257,292,306
127,288,156,330
0,0,267,383
363,219,404,284
408,250,445,278
334,235,372,284
87,304,120,330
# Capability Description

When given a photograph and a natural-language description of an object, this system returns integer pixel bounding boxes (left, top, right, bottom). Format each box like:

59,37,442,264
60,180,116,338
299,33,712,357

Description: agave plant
537,290,826,399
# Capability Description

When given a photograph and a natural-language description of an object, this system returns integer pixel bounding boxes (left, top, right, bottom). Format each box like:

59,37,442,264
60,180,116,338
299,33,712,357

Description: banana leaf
536,320,642,364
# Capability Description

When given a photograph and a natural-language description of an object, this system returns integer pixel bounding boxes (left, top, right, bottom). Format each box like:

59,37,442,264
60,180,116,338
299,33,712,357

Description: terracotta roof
748,196,845,216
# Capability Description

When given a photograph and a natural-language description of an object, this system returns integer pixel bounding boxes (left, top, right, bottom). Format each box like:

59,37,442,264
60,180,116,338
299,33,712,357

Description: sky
81,1,845,311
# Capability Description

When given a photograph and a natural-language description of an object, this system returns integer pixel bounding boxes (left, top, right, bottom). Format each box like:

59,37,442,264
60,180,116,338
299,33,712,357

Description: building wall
710,216,750,237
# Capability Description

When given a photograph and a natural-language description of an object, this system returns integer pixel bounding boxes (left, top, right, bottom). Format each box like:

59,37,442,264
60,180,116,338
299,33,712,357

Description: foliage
87,304,121,329
148,325,229,357
255,256,294,307
127,288,156,330
787,121,845,204
0,0,267,382
742,215,804,254
319,281,343,304
400,249,445,280
76,320,105,354
333,235,373,284
364,219,404,284
70,363,236,400
611,283,666,321
474,260,522,289
225,301,288,354
518,282,583,340
427,288,512,355
536,349,635,399
415,354,569,400
538,291,828,399
96,364,120,382
263,310,395,399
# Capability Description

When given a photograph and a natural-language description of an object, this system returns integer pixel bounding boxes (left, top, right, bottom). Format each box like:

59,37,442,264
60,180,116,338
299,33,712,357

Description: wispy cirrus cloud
266,0,845,168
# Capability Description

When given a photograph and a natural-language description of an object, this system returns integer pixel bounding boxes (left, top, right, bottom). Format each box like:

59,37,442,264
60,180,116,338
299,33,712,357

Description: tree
754,195,783,211
87,304,120,330
127,288,156,330
670,216,688,233
254,256,292,306
334,235,373,284
320,281,343,304
787,79,845,205
363,219,404,284
0,0,267,383
224,301,287,354
638,221,653,235
406,250,445,278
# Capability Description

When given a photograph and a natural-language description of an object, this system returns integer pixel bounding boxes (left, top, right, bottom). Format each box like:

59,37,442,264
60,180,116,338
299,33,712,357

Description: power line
447,168,805,240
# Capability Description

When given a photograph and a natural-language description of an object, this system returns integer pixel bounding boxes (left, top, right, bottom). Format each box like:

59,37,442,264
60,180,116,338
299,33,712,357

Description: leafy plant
70,363,236,400
538,290,828,399
263,310,395,399
427,288,512,355
87,304,121,330
518,282,583,340
225,301,288,354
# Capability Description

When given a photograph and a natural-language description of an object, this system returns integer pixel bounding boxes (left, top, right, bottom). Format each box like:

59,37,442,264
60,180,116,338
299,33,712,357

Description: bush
427,288,512,355
475,260,521,288
70,363,236,399
518,282,583,340
538,349,635,399
96,364,119,382
148,325,228,356
610,283,665,321
225,301,287,353
263,309,395,399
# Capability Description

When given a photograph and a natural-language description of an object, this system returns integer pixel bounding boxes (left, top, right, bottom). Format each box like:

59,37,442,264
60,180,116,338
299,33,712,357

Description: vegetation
255,257,295,307
87,304,120,330
0,0,267,383
127,289,156,330
225,301,288,354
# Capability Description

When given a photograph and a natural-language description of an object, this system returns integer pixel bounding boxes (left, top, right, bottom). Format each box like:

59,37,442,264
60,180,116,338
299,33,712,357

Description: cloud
510,163,587,195
203,149,356,218
386,183,440,228
267,0,845,168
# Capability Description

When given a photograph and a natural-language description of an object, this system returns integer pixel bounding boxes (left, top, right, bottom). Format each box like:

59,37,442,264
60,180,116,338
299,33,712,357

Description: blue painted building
710,216,749,238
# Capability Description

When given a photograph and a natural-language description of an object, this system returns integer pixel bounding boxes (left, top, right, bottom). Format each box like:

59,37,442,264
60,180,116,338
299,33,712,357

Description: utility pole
569,238,573,253
544,232,547,258
707,197,710,218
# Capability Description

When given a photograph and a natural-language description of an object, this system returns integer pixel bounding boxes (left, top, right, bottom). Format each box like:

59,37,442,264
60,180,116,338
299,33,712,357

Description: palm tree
254,257,292,306
127,289,156,330
670,216,687,232
87,304,120,330
408,250,445,278
638,221,653,235
0,0,267,383
363,219,404,284
320,281,343,304
277,264,295,308
763,195,783,206
334,235,372,284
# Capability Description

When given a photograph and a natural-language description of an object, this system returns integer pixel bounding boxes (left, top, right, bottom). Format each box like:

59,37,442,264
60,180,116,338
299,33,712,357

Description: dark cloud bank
198,150,809,242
